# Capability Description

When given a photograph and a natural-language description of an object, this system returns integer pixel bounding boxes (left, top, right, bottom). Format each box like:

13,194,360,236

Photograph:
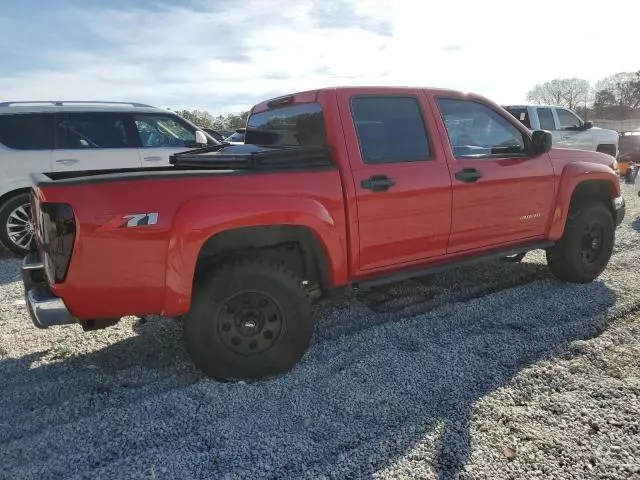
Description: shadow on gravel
631,216,640,232
0,267,621,480
0,255,21,286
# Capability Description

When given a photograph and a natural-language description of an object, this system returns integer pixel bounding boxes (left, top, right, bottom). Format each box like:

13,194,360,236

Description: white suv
0,101,217,256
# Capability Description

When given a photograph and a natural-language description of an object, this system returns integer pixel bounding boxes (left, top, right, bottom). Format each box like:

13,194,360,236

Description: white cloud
1,0,639,113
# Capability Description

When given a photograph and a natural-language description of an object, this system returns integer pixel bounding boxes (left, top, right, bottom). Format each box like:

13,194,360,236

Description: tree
526,78,592,110
172,109,250,131
593,71,640,119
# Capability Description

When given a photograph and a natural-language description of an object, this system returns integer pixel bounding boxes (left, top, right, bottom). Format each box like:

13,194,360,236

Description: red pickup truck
22,86,624,381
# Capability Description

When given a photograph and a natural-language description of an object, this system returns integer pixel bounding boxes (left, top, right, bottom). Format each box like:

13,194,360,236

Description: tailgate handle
455,168,482,183
143,156,163,162
361,175,395,192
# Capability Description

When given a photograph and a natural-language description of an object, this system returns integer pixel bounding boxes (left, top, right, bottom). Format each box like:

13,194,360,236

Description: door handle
455,168,482,183
361,174,395,192
143,156,163,162
55,158,78,165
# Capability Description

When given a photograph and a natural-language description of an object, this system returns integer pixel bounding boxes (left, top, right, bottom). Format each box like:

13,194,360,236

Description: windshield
245,103,327,147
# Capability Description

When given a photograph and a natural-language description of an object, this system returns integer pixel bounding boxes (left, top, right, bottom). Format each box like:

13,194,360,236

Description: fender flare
162,195,347,315
547,161,621,241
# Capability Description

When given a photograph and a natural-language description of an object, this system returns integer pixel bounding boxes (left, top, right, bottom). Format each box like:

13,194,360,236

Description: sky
1,0,639,114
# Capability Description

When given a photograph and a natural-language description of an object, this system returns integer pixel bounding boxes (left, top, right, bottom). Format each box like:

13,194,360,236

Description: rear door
131,112,205,166
433,96,555,253
336,89,453,271
52,112,141,171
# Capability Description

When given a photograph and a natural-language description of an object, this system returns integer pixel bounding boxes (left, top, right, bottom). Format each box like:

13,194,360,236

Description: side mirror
582,121,593,130
530,130,553,155
195,130,208,146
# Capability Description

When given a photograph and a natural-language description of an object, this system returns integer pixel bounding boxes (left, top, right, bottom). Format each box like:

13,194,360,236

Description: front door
130,112,205,166
336,89,453,272
52,112,141,171
433,97,556,254
554,107,593,151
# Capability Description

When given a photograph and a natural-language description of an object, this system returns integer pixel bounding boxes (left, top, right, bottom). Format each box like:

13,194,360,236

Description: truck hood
589,126,619,143
548,148,617,171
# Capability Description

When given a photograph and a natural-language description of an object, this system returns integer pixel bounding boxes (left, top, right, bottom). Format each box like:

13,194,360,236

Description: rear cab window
504,107,531,129
245,103,327,147
0,113,54,150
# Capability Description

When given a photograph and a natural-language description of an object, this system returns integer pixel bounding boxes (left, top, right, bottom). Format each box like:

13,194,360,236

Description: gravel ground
1,185,639,480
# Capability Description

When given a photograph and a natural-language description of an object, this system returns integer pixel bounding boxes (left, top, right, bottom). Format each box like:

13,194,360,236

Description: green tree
593,71,640,119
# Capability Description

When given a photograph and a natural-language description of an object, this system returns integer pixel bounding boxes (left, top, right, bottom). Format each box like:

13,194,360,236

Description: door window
55,113,135,149
0,113,54,150
133,114,197,148
350,96,431,164
536,108,556,130
556,108,582,130
437,98,526,158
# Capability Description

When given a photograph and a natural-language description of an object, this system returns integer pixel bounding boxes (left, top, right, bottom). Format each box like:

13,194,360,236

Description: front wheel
184,257,314,381
0,193,36,257
546,201,614,283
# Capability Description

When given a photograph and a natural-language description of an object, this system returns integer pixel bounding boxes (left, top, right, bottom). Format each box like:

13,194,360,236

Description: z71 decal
121,213,159,227
96,212,160,232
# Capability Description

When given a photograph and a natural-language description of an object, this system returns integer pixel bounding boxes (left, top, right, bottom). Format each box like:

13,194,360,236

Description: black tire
546,201,614,283
0,193,36,257
184,257,314,381
501,252,526,263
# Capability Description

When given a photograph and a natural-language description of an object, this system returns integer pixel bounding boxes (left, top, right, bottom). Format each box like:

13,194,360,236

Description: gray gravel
1,184,639,480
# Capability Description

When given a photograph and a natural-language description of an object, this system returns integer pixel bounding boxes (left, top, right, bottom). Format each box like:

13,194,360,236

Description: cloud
1,0,639,113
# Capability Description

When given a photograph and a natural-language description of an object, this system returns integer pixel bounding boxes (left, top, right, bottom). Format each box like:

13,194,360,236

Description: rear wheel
184,257,314,381
546,201,614,283
0,193,36,257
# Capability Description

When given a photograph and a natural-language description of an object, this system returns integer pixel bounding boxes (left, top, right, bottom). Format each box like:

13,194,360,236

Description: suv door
434,96,555,253
131,112,206,166
52,112,141,171
554,108,593,151
336,89,453,271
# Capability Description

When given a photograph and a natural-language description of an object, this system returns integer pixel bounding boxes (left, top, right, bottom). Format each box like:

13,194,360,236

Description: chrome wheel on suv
0,193,36,257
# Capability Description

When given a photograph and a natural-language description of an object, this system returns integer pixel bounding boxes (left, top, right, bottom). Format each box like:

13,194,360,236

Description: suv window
537,108,556,130
437,98,525,158
133,114,197,148
0,113,54,150
245,103,326,147
350,96,430,164
505,107,531,129
55,113,135,149
556,108,582,129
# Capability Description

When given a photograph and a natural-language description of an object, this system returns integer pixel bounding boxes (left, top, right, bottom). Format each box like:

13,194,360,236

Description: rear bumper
613,196,625,227
21,252,76,329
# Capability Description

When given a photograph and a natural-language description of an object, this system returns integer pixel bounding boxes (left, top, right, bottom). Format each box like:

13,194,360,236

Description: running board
353,241,554,289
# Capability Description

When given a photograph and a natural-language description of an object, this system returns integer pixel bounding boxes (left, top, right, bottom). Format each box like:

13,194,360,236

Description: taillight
39,202,76,283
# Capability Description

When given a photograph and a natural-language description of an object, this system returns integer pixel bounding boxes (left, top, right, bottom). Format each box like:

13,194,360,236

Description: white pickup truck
503,105,619,158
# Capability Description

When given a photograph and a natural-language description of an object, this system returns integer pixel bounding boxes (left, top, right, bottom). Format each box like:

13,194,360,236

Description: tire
0,193,36,257
501,252,526,263
546,201,614,283
184,257,314,381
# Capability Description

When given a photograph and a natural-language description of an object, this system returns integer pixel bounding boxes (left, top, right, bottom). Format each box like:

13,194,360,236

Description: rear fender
162,195,347,315
547,161,621,241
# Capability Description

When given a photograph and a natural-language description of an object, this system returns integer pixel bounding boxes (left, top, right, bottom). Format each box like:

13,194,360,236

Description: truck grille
34,195,76,283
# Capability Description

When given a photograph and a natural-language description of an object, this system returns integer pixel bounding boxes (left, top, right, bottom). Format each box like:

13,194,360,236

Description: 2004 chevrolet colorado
21,86,625,381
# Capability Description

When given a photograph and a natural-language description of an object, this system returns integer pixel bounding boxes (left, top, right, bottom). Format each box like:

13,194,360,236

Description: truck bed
31,144,334,187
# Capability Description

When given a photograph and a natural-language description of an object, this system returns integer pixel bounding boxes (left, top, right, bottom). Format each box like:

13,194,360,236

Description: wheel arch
547,162,620,241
